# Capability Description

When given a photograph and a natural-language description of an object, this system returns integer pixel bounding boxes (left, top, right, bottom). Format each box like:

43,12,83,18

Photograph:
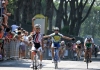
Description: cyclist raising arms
84,35,94,62
43,27,75,62
30,18,44,67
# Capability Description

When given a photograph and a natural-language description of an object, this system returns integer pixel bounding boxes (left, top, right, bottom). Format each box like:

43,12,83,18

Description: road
0,56,100,70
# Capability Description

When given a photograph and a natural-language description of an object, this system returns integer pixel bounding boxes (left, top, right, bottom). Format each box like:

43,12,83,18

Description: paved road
0,57,100,70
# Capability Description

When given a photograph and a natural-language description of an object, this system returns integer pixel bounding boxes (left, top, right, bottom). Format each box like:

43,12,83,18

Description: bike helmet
54,27,59,31
87,35,92,39
76,40,81,44
35,24,41,28
61,41,65,44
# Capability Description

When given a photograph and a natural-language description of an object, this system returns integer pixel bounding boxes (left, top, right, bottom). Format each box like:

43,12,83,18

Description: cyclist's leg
89,48,92,62
59,47,65,58
77,48,81,59
76,48,79,58
51,43,54,61
59,47,62,58
38,47,43,65
57,43,60,61
84,49,88,61
30,47,36,67
79,49,82,59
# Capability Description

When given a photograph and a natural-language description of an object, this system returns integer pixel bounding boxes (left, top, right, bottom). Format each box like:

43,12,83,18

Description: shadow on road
43,67,100,70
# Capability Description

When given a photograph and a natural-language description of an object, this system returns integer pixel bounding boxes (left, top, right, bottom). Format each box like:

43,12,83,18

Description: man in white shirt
11,23,19,32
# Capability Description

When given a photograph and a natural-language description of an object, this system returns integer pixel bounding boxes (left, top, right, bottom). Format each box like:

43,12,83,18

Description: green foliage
61,26,69,35
53,1,59,9
7,0,17,14
79,5,100,39
41,0,46,14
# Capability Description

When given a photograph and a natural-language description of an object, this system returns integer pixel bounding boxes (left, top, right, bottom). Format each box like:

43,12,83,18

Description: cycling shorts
51,42,60,48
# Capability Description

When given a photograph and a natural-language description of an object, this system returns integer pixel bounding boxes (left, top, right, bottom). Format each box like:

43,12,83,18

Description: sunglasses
36,28,40,29
54,30,59,31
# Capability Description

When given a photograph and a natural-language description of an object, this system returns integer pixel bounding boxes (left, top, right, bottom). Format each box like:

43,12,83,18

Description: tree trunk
69,0,76,35
45,0,53,31
22,0,28,23
35,0,41,14
55,0,64,30
14,0,23,24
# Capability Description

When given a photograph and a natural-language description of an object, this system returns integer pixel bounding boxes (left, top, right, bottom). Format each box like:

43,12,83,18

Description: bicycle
53,47,59,69
32,50,39,70
86,48,90,69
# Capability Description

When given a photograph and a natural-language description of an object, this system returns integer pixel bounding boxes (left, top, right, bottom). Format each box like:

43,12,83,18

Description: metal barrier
3,40,20,60
3,40,74,60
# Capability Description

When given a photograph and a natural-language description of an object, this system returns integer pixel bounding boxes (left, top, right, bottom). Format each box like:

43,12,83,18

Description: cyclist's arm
43,35,50,38
32,17,35,32
43,33,54,38
84,43,86,50
91,38,94,49
41,38,44,50
62,36,72,40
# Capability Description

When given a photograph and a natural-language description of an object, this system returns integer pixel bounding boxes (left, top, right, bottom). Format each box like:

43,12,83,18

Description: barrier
3,40,20,60
2,39,75,61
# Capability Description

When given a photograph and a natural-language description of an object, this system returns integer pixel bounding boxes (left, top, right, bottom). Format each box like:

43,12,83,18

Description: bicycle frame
54,47,59,69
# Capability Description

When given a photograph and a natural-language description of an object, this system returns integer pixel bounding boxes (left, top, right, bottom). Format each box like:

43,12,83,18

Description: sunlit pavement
0,52,100,70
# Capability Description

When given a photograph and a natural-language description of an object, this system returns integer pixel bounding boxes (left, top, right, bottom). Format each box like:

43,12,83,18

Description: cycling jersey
49,33,63,48
32,32,43,49
85,43,92,48
84,38,94,48
49,33,63,42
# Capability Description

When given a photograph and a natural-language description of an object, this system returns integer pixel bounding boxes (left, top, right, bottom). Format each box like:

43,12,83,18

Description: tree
45,0,53,30
53,0,95,36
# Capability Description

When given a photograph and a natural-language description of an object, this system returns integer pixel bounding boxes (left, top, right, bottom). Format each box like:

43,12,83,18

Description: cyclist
43,27,75,62
75,40,82,60
59,41,66,59
30,18,44,67
84,35,94,62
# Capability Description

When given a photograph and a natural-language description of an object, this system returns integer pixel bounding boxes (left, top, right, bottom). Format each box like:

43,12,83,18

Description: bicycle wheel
86,54,89,69
54,49,58,69
54,61,58,69
33,55,38,70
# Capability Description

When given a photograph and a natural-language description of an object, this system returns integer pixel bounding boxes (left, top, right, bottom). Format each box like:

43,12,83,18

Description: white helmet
76,40,81,44
61,41,65,44
87,35,92,39
54,27,59,31
35,24,41,28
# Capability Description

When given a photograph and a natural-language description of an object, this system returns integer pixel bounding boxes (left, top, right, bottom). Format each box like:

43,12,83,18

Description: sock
31,60,33,64
40,61,42,64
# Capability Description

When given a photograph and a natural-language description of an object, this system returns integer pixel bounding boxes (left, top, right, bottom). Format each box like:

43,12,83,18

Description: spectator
11,22,19,32
2,0,11,28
